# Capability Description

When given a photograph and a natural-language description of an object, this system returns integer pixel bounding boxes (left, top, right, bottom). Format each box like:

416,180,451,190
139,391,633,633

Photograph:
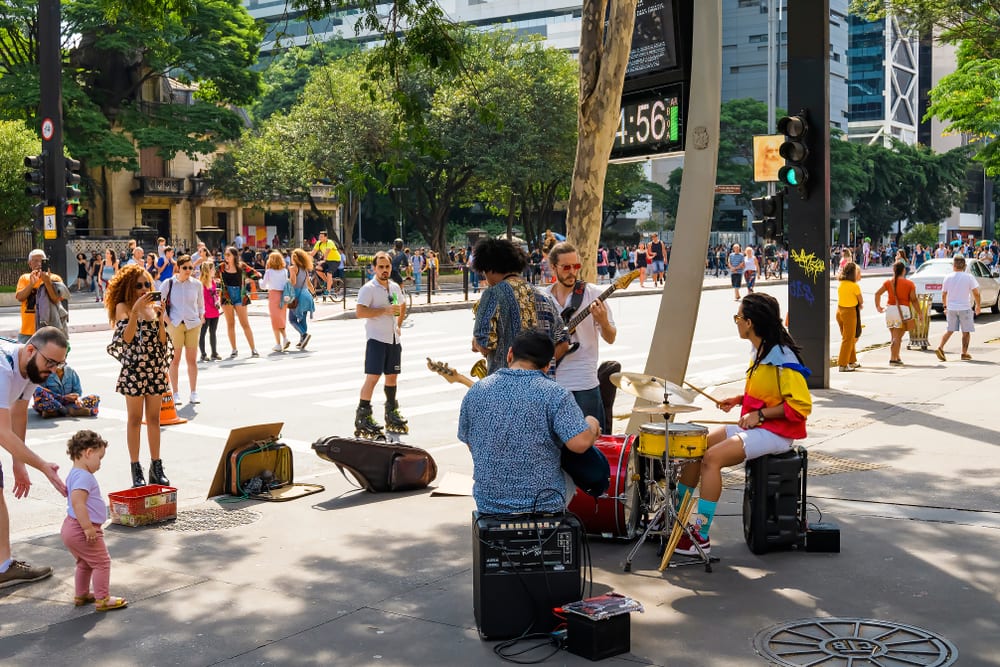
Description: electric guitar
426,357,610,498
555,269,640,365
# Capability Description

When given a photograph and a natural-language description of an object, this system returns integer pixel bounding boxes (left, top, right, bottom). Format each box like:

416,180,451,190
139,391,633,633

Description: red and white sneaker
675,529,711,556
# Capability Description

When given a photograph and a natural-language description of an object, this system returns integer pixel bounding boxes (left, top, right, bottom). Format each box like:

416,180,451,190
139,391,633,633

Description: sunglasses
179,265,193,271
136,281,152,289
35,349,66,370
733,314,746,323
558,263,583,271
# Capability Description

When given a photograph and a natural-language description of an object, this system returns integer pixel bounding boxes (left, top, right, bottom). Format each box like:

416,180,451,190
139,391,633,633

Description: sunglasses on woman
136,281,152,289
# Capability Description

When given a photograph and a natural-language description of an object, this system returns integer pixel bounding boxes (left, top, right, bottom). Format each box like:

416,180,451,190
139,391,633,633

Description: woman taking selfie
220,246,260,358
105,264,171,487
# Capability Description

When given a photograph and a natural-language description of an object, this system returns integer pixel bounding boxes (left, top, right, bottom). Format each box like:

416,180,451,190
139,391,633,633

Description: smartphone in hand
149,291,162,302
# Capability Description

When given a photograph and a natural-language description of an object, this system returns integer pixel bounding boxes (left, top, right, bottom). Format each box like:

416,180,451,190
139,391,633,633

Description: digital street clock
611,83,684,161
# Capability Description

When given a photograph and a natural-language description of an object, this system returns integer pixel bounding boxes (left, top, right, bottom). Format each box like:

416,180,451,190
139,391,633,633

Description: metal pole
39,0,67,277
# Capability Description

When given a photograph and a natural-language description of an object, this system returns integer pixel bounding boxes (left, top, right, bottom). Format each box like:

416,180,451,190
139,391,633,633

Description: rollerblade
354,404,385,440
384,401,409,437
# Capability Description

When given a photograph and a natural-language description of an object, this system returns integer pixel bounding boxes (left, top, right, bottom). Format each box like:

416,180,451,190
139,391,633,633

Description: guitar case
312,435,438,493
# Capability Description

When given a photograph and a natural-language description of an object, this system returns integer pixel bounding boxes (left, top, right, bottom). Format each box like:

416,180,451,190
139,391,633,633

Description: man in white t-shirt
548,242,616,430
354,252,407,437
935,254,981,362
0,327,69,589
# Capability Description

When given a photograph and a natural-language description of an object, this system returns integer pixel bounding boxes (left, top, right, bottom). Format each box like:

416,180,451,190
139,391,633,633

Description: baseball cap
28,249,46,260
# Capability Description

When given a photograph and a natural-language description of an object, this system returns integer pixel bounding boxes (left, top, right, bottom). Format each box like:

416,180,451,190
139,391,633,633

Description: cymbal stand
622,455,719,573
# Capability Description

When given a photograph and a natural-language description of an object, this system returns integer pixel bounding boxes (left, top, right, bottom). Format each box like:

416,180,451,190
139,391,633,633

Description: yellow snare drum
638,422,709,459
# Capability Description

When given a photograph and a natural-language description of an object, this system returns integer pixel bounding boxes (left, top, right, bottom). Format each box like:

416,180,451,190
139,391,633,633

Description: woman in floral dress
105,264,172,487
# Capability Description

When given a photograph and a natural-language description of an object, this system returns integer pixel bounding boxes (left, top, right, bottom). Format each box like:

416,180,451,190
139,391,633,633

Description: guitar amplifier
472,513,582,640
743,446,808,554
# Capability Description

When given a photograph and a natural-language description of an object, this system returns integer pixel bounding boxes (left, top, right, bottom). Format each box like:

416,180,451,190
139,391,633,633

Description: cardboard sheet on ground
207,422,323,501
429,472,473,497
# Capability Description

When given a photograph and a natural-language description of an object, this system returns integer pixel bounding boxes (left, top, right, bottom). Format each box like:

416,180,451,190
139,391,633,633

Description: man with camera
15,250,67,343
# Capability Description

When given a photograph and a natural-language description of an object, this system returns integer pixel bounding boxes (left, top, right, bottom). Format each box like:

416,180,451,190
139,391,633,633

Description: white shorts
945,308,974,333
725,424,794,461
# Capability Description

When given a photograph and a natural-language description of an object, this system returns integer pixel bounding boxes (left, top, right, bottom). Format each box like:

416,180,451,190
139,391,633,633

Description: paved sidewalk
2,333,996,665
8,265,996,667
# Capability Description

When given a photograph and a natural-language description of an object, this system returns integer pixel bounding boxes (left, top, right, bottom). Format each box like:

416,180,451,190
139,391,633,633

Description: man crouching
459,331,600,514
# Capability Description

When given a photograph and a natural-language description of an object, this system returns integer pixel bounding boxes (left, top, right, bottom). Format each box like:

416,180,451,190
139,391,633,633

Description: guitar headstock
614,269,641,290
426,358,461,383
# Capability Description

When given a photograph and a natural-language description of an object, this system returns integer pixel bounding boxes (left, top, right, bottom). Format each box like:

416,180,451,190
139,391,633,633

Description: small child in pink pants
60,430,127,611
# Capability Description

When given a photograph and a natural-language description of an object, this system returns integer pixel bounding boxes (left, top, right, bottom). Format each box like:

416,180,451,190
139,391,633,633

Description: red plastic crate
108,485,177,527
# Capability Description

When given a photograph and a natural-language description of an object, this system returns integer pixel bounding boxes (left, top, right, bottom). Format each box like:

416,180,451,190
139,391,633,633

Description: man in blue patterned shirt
459,332,600,514
471,238,567,375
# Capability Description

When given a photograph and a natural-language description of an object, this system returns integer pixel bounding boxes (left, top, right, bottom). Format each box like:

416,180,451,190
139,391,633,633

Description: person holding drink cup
354,252,408,438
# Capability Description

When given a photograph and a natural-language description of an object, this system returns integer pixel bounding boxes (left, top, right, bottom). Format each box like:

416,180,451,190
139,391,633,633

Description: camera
150,291,162,302
40,259,49,272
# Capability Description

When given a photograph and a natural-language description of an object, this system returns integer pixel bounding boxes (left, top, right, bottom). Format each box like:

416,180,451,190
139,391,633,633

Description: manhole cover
159,507,261,532
754,617,958,666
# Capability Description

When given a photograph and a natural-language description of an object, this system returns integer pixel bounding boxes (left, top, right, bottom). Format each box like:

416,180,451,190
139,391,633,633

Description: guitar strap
565,280,587,319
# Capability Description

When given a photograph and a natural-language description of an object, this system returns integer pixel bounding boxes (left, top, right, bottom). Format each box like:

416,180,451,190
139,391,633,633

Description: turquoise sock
676,483,695,511
694,498,717,539
0,558,11,573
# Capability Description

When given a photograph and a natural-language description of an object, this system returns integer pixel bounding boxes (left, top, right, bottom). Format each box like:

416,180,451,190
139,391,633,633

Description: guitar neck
566,285,616,332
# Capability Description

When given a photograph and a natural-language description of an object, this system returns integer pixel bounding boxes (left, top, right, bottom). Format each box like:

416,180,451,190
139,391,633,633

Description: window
738,0,758,7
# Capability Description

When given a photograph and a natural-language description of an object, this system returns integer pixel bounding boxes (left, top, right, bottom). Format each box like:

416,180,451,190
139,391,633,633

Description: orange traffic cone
143,393,187,426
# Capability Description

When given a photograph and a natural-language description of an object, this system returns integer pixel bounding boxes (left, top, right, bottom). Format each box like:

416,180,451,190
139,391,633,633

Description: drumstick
690,420,739,425
659,490,695,571
660,493,694,571
683,381,723,407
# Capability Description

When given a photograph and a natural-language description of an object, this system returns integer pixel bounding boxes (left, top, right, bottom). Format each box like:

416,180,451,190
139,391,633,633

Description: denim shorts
650,259,665,274
945,308,974,333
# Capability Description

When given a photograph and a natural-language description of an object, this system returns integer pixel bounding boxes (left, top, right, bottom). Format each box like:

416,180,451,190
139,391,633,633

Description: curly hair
104,263,153,322
471,238,527,274
741,293,804,375
291,248,313,272
67,429,107,460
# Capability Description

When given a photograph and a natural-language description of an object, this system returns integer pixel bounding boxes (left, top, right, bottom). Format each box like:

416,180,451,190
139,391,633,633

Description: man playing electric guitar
548,242,617,431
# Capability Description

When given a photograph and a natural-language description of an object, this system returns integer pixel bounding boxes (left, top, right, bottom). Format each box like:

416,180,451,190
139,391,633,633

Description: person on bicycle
388,238,409,287
312,230,342,295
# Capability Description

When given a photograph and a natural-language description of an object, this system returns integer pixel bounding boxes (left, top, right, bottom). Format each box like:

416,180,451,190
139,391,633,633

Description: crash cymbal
611,372,697,404
631,404,702,415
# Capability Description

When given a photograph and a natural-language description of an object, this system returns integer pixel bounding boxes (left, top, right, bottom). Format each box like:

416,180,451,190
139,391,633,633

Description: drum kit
567,371,725,573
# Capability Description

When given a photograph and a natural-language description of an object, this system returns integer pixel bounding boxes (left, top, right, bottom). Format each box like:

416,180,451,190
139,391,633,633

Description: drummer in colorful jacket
676,293,812,556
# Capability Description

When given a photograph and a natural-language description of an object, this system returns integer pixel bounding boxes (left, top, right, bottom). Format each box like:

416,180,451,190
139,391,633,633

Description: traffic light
751,191,785,241
777,111,810,198
65,157,82,200
24,154,46,199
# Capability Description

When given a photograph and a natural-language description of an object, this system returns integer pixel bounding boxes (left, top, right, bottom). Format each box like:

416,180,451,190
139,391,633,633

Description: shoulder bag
890,280,916,332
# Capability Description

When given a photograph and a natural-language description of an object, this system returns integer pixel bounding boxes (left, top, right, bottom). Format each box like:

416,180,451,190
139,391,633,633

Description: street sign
43,205,56,239
714,185,741,195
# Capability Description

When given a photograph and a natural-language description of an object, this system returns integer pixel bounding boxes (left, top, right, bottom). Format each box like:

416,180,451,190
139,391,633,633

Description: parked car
909,258,1000,315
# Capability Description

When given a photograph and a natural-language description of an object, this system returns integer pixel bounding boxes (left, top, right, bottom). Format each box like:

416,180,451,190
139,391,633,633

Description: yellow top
837,279,861,307
313,239,341,262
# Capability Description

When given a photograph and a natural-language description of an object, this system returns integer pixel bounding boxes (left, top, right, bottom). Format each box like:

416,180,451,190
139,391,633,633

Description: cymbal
611,372,697,404
631,404,702,415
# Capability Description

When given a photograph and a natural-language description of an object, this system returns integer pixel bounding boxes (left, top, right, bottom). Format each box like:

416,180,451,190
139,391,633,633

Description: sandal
95,595,128,612
74,593,96,607
961,353,972,360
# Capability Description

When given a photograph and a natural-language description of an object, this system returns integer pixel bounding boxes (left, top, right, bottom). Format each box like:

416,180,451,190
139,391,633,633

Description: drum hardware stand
622,456,718,573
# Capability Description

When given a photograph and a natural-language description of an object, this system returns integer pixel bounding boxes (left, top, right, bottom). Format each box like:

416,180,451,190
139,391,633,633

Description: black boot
149,459,170,486
131,462,145,488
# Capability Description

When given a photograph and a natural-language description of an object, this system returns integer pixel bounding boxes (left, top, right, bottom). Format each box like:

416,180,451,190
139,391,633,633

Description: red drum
568,434,641,539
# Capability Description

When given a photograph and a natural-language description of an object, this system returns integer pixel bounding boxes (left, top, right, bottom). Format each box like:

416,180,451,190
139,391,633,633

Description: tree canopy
0,0,262,177
0,119,41,233
853,0,1000,176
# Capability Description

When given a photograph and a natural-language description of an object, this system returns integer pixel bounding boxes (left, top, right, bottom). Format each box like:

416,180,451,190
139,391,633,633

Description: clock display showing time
611,83,684,161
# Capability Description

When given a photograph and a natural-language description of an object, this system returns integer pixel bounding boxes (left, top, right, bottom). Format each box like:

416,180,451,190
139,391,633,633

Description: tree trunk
340,196,361,266
566,0,637,283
